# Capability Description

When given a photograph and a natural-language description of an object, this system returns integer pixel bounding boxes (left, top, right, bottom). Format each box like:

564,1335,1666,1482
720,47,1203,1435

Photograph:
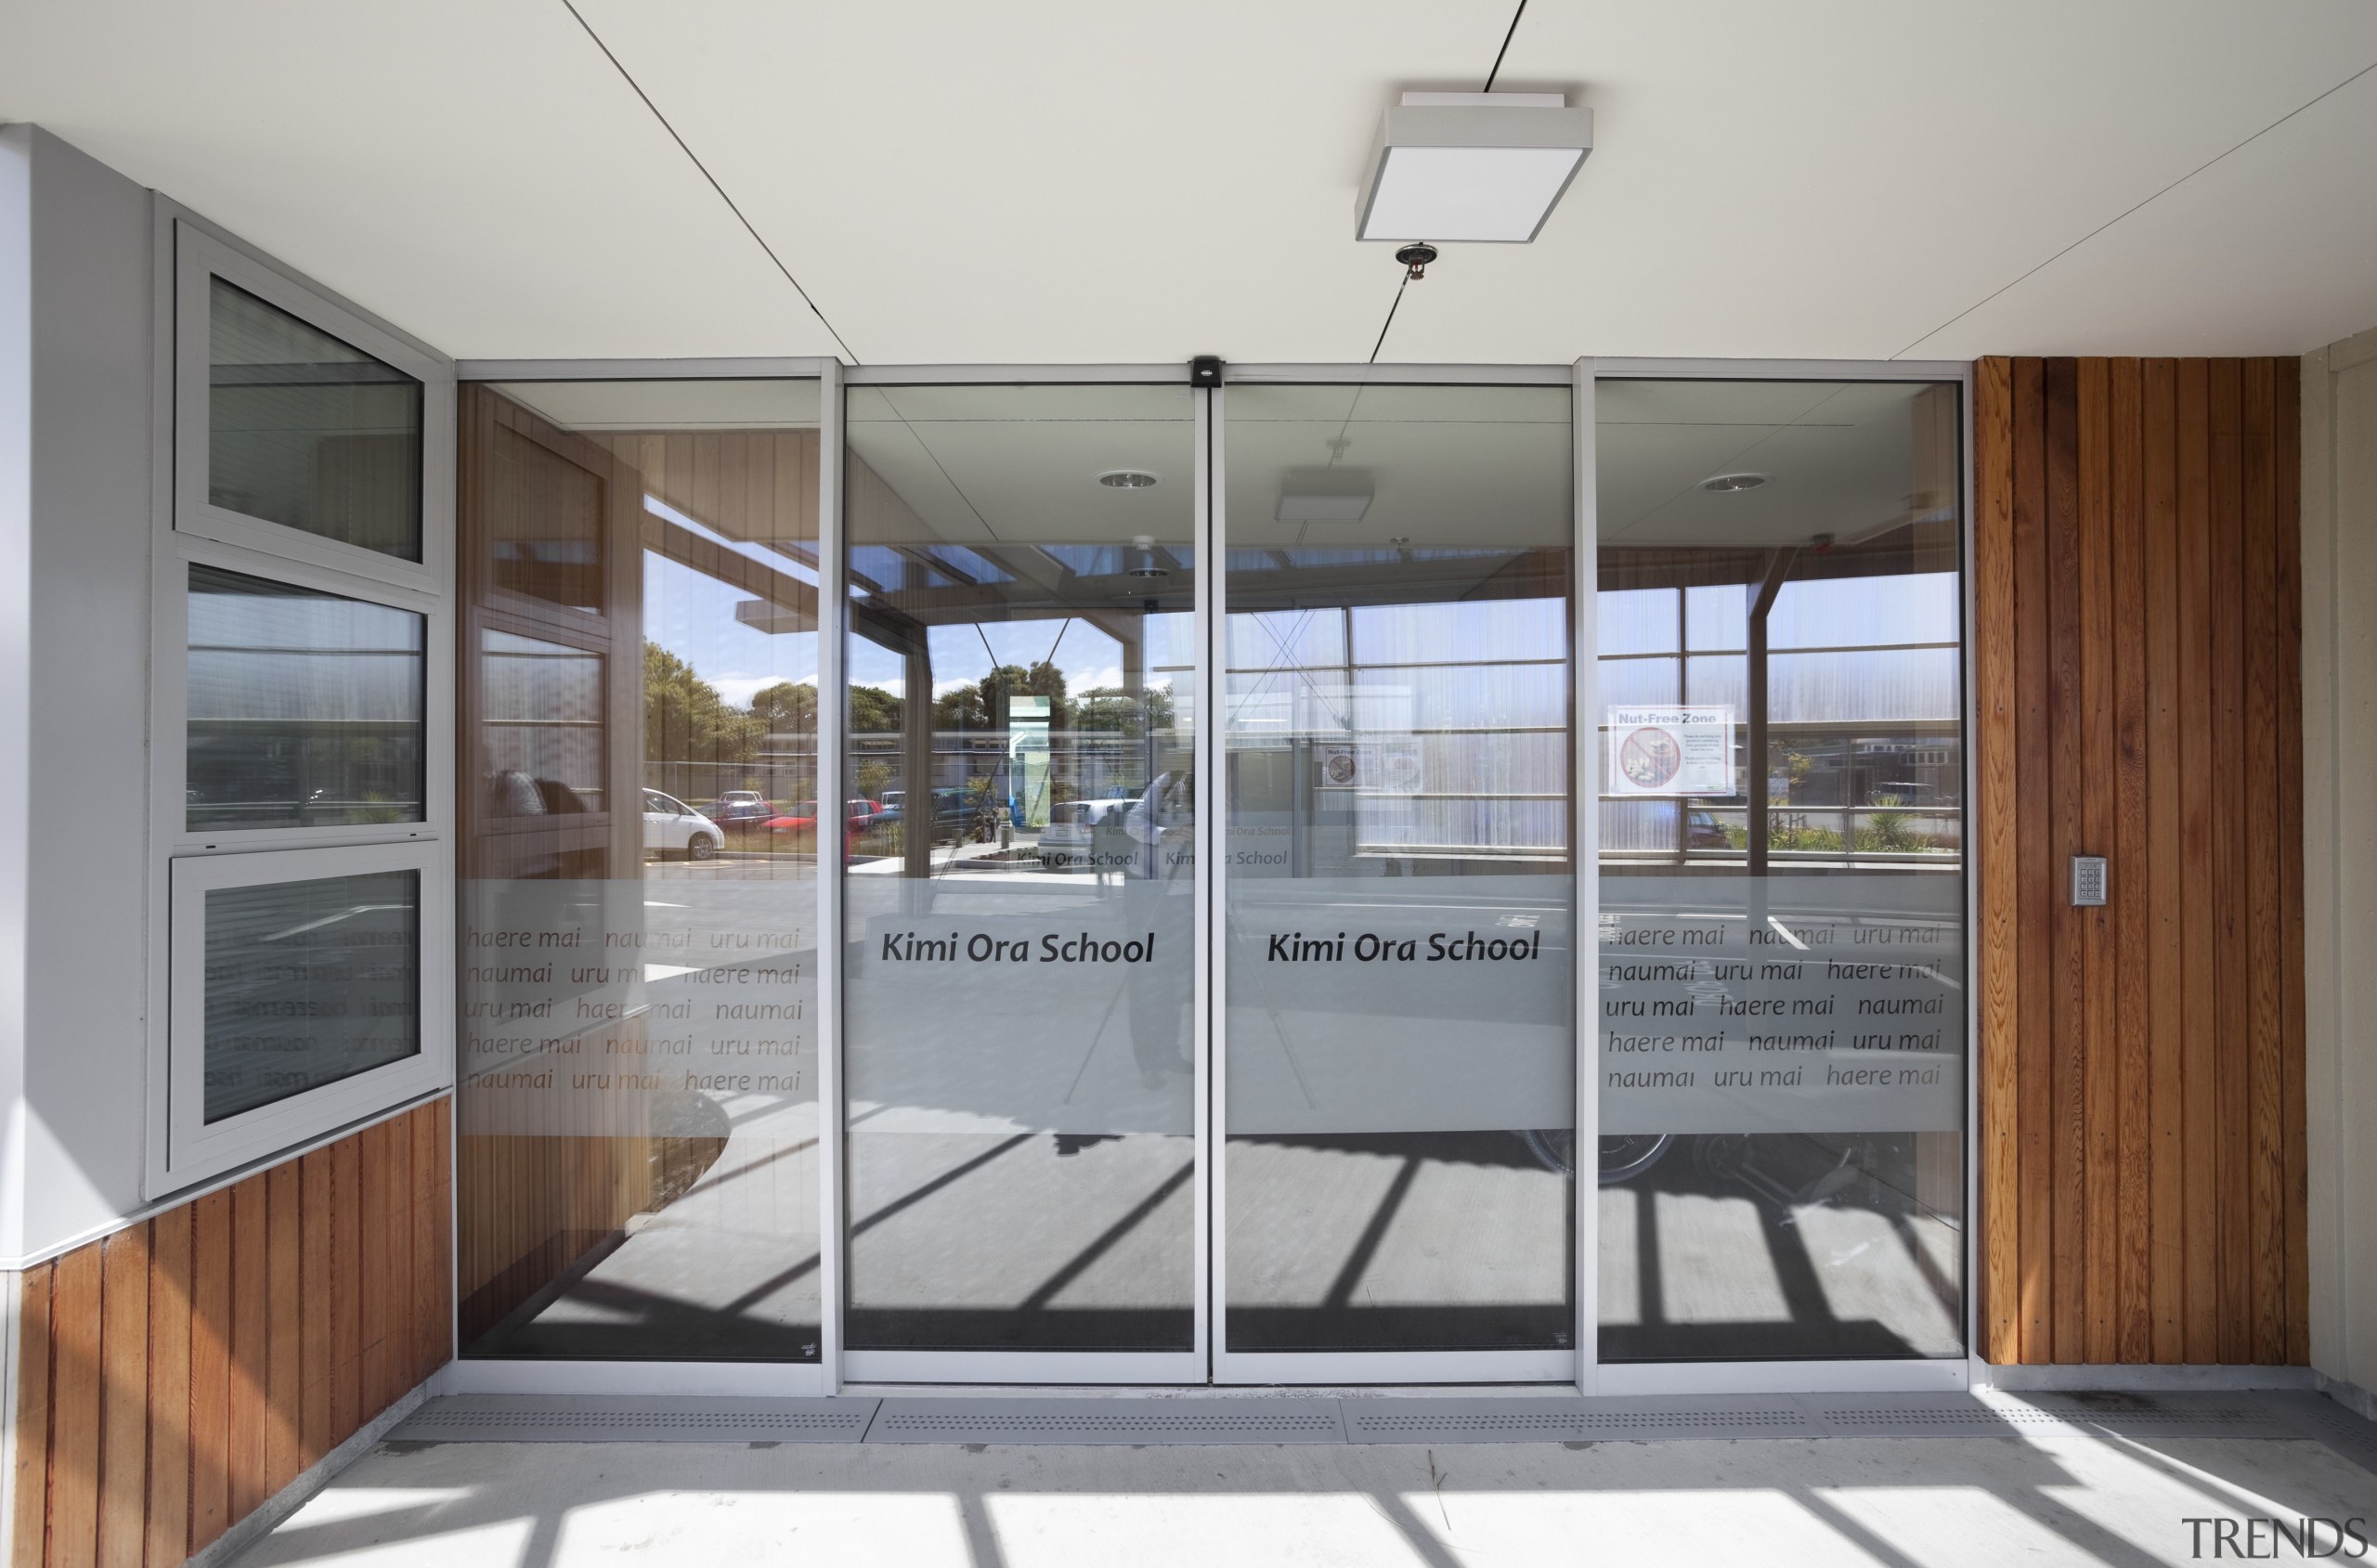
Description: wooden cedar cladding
11,1099,451,1568
1975,357,2307,1365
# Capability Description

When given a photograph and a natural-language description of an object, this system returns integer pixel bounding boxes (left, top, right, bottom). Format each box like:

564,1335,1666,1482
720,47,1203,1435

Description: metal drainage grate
1344,1398,1817,1445
395,1398,878,1445
865,1399,1344,1445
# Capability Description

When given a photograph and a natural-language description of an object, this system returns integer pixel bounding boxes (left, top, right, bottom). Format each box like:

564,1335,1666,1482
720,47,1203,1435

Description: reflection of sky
643,550,815,710
851,612,1191,703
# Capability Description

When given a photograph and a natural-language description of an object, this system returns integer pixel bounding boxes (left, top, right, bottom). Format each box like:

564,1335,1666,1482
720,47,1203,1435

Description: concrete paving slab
228,1423,2377,1568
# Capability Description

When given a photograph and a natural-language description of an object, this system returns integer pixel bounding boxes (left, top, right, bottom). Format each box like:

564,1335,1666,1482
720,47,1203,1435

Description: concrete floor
232,1418,2377,1568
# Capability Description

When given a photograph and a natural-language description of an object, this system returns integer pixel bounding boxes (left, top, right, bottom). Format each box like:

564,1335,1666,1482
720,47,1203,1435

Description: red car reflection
765,798,882,844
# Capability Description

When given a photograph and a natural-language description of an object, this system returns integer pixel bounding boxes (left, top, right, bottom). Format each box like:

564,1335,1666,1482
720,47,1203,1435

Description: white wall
0,124,158,1264
2304,324,2377,1417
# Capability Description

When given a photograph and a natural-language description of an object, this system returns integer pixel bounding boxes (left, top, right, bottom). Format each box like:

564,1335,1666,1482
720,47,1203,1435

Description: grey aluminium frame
175,223,454,598
434,356,838,1399
146,198,461,1202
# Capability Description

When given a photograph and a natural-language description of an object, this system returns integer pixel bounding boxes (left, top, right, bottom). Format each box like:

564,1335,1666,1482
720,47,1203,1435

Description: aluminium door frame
1207,360,1585,1387
835,363,1210,1387
438,356,1981,1400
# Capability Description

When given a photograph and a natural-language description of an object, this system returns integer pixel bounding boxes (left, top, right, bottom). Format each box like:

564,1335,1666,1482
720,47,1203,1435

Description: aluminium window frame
160,533,454,854
145,201,459,1199
165,839,453,1184
174,222,453,594
1584,356,1977,1397
437,359,838,1399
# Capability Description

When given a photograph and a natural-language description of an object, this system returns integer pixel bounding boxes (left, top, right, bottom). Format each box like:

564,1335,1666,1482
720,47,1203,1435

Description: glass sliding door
1592,377,1968,1371
1217,382,1579,1377
840,382,1201,1376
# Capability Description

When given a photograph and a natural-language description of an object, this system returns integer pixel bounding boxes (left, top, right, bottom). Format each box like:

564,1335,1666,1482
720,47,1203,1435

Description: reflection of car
1686,809,1732,850
878,788,973,844
643,790,722,861
706,792,777,833
1039,797,1138,869
765,799,880,844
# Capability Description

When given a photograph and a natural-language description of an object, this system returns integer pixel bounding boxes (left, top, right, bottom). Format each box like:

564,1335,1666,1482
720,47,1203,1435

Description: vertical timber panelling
1976,357,2306,1365
9,1098,451,1566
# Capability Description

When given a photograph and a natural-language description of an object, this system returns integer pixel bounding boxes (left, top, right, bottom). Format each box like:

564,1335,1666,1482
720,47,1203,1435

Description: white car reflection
643,789,723,862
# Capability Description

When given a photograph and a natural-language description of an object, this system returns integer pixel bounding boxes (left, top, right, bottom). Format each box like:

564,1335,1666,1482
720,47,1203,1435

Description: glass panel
208,279,423,560
186,564,425,832
844,382,1197,1353
482,404,613,616
456,379,824,1360
203,870,420,1121
479,629,606,818
1223,383,1575,1354
1595,378,1966,1362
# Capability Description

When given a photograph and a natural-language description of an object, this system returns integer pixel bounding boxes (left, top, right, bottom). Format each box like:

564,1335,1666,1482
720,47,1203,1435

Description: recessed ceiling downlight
1700,472,1769,493
1098,470,1159,489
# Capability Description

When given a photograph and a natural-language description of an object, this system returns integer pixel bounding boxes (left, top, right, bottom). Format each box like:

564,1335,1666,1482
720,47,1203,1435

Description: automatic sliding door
1217,382,1578,1376
839,383,1200,1375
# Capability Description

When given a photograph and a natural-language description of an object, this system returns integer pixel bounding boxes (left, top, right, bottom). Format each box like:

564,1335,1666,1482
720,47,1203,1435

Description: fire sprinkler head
1395,242,1439,280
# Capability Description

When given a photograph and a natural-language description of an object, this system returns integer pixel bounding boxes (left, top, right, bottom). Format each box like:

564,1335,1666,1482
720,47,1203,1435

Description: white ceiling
6,1,2375,366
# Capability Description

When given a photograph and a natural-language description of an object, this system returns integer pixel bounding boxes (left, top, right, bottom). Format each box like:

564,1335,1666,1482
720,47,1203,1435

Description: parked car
643,789,723,861
1686,809,1733,850
706,791,778,834
1039,797,1139,869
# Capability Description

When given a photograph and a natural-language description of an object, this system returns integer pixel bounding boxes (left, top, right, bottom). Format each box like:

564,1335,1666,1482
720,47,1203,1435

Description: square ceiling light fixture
1277,468,1374,523
1357,92,1594,243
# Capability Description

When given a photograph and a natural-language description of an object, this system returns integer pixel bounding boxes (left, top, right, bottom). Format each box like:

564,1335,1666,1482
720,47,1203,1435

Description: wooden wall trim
1976,356,2307,1366
10,1097,451,1567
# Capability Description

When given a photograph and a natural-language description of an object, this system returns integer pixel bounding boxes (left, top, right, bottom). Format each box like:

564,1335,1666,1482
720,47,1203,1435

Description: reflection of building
1598,564,1965,865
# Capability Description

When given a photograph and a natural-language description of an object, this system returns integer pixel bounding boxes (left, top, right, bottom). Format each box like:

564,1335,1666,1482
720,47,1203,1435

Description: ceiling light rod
1357,91,1593,244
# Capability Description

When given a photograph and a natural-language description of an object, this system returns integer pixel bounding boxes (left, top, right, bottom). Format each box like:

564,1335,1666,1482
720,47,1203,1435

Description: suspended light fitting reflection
1127,535,1171,578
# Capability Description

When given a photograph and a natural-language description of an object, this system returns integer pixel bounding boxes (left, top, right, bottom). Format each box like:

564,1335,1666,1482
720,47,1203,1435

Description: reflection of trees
747,679,815,732
933,660,1069,731
644,641,761,763
850,684,902,732
1075,684,1174,736
747,679,903,736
